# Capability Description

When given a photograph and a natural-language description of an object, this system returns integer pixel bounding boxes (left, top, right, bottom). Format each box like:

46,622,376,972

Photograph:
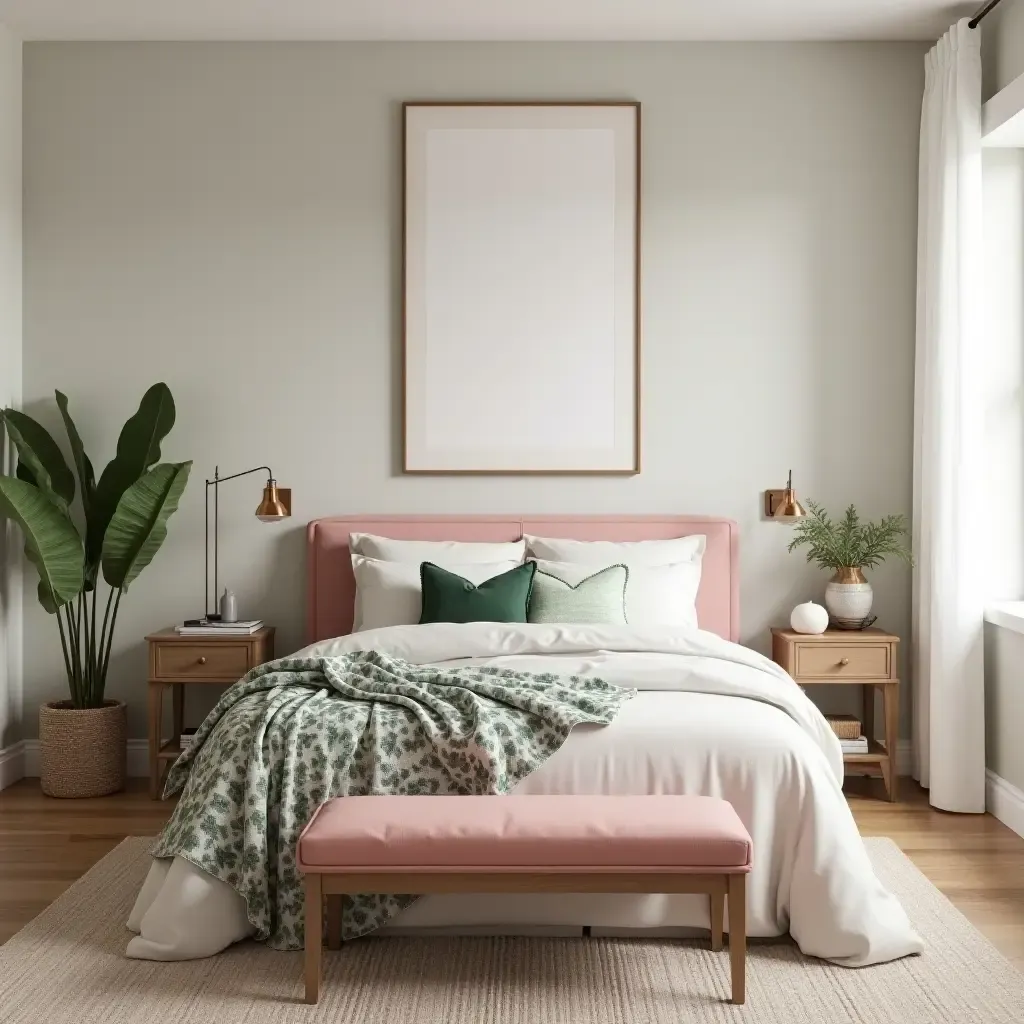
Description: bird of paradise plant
0,383,191,707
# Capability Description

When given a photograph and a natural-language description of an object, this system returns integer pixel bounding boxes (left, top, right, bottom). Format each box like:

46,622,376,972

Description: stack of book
824,714,868,755
839,735,870,755
176,619,263,636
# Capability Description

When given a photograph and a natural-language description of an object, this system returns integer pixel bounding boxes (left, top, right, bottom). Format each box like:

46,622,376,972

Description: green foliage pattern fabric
152,650,633,950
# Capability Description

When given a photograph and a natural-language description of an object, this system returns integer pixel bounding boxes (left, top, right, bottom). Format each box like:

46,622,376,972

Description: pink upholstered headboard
306,515,739,644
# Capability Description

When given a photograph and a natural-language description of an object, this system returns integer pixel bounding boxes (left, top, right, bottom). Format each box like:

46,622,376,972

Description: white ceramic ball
790,601,829,634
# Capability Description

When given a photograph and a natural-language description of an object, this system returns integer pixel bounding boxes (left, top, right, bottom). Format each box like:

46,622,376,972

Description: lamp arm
205,466,276,617
206,465,275,487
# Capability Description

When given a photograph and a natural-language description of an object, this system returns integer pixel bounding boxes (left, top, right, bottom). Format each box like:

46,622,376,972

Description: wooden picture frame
402,102,641,475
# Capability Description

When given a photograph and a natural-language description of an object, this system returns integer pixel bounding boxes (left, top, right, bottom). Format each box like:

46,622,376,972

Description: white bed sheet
127,624,922,967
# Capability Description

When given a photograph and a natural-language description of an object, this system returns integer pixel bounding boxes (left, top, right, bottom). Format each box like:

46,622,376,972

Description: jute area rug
0,836,1020,1023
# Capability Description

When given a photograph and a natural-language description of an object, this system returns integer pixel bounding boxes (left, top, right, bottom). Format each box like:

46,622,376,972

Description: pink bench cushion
297,795,752,874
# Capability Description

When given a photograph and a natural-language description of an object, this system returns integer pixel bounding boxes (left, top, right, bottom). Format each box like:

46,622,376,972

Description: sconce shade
771,470,807,523
773,490,808,522
256,481,291,522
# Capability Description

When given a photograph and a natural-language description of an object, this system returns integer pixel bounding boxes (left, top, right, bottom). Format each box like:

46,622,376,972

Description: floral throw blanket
151,650,633,949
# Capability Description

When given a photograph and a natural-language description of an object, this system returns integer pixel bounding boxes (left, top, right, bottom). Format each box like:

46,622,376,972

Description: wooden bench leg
305,873,322,1005
728,873,746,1005
710,885,724,952
327,894,343,950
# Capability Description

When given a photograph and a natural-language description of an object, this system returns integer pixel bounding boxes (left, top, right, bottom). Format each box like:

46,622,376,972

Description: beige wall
983,1,1024,98
0,25,21,752
22,42,925,739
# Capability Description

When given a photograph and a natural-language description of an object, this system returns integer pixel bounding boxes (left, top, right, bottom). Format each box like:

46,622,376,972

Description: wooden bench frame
303,870,747,1006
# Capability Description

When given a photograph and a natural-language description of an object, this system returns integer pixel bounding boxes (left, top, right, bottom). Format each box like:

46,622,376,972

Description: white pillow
525,533,706,566
350,532,525,564
530,555,702,629
351,555,521,631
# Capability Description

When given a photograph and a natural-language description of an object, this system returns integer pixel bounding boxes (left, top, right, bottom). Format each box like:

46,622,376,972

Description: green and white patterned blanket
151,650,633,950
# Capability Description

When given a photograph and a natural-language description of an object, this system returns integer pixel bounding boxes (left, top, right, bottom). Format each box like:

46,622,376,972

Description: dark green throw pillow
419,561,537,624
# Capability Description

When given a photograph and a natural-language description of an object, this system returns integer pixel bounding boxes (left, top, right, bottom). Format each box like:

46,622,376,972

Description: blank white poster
404,104,639,473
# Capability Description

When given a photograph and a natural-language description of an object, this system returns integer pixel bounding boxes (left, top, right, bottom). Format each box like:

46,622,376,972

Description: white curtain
912,19,986,813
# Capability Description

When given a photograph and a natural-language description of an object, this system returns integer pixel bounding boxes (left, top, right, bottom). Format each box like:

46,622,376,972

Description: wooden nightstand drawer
152,642,252,680
794,643,890,679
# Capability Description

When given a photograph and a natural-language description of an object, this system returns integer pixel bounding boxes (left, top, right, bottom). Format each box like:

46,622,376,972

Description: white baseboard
0,741,25,791
8,738,916,786
5,732,1018,841
986,769,1024,839
8,737,1014,837
21,738,150,778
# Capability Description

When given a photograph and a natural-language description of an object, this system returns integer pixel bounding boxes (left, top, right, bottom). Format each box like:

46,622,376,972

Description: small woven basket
38,700,127,799
826,715,862,740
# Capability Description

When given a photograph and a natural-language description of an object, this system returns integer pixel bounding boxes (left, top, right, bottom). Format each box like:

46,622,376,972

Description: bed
126,515,922,967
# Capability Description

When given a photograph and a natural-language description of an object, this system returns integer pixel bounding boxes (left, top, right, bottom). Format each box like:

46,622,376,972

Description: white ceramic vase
824,568,873,624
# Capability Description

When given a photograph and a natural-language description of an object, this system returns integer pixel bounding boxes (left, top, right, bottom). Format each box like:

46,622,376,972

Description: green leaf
56,391,99,590
55,390,96,519
787,500,912,572
89,383,176,567
101,461,191,589
37,579,60,614
0,476,84,611
1,409,75,513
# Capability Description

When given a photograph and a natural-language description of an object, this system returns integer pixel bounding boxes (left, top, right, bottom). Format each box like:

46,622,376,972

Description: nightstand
146,627,275,798
771,626,900,801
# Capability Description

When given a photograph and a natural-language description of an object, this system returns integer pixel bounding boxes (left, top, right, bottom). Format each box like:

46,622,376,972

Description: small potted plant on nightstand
788,502,913,627
0,384,190,798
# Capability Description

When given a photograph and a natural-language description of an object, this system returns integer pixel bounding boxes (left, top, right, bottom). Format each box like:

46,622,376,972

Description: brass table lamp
205,466,291,619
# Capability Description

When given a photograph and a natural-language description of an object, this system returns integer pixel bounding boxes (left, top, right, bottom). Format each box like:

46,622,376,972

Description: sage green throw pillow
419,561,537,624
527,564,629,625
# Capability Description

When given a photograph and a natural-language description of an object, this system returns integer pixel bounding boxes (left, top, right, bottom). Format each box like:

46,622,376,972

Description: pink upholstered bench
297,794,753,1006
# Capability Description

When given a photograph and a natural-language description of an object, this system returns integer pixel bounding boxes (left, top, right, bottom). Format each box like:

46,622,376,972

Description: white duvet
127,623,923,967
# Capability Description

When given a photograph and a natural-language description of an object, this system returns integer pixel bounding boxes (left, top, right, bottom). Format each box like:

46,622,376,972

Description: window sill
985,602,1024,636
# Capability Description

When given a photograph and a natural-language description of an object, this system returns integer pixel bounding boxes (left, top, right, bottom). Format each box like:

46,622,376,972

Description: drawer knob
838,658,849,667
197,656,207,665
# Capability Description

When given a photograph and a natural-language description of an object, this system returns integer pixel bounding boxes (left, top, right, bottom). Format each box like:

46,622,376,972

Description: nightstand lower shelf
843,739,890,765
842,740,895,799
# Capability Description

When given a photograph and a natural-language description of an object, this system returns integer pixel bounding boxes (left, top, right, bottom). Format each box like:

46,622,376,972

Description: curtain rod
970,0,1007,29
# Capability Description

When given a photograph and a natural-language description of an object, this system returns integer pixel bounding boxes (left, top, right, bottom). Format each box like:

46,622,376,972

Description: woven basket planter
38,700,127,798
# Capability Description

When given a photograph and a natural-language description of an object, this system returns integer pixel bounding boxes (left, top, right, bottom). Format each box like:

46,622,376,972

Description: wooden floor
1,776,1022,967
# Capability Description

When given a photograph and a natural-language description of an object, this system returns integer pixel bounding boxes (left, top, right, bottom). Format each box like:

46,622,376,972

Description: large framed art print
403,102,641,474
